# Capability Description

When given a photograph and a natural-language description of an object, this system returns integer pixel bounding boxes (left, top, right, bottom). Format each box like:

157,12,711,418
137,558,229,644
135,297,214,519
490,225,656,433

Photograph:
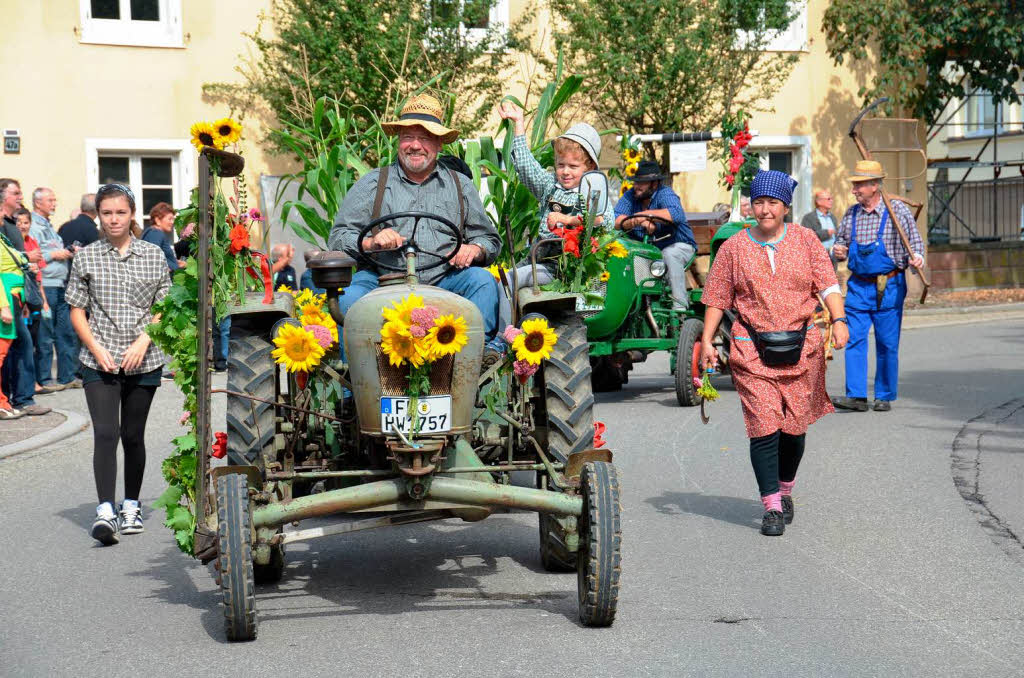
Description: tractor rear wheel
577,461,622,627
539,511,577,572
674,317,704,407
226,332,278,468
217,473,258,641
539,314,594,463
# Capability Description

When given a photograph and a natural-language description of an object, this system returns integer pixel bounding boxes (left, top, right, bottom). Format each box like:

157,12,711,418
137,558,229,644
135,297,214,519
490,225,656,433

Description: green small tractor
192,150,621,642
584,214,748,405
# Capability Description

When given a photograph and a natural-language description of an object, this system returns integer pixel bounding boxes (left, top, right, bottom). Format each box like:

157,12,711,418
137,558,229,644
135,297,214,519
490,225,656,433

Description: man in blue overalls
831,160,925,412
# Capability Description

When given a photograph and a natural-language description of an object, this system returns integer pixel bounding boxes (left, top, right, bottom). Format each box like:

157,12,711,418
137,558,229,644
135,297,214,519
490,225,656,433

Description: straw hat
381,94,459,144
848,159,887,183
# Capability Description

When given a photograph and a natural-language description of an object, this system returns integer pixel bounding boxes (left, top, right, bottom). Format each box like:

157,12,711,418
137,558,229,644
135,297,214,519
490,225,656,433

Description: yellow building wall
0,0,284,224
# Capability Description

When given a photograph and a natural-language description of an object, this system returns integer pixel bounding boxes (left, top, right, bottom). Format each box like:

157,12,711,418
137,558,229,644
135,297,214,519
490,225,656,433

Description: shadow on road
645,491,761,530
130,515,580,641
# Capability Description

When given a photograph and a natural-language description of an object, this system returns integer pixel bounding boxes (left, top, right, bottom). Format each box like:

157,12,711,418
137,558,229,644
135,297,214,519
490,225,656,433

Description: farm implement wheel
539,511,577,572
216,473,258,641
539,314,595,462
674,317,704,407
577,461,622,627
226,333,278,468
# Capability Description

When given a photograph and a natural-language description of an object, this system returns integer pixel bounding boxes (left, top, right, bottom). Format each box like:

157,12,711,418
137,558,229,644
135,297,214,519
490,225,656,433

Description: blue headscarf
749,170,797,206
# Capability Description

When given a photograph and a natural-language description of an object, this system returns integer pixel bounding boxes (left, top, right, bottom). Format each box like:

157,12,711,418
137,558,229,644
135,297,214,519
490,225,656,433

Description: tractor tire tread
577,461,621,627
226,334,277,468
217,474,258,641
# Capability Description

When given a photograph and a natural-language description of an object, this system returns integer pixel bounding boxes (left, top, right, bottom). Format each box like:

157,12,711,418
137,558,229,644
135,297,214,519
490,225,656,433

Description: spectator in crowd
300,249,326,294
800,189,837,252
739,195,753,219
272,243,298,289
14,209,53,394
67,184,170,544
30,188,80,390
173,222,194,261
141,202,185,271
1,179,38,259
0,222,28,418
60,193,100,250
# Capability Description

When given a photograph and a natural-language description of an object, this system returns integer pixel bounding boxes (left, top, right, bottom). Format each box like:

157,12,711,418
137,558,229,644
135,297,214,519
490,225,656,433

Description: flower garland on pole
719,111,760,221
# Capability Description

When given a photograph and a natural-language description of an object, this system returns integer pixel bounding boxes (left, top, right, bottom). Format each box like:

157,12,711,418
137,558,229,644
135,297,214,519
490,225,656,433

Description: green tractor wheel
226,332,278,468
577,461,622,627
674,317,704,407
216,473,258,641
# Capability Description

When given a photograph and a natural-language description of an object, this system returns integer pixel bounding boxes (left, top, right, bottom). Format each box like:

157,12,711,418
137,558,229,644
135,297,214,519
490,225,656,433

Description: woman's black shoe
781,495,794,524
761,510,785,536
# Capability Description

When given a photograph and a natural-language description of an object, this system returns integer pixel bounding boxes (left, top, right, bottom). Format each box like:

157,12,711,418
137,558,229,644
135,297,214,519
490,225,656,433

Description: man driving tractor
328,94,503,346
614,160,697,311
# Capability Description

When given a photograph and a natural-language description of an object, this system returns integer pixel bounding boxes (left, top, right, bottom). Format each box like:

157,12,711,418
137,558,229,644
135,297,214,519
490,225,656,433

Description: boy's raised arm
498,102,555,201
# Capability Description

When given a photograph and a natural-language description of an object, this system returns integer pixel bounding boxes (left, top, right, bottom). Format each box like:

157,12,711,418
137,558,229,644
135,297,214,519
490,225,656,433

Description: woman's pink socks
761,492,782,512
779,480,795,496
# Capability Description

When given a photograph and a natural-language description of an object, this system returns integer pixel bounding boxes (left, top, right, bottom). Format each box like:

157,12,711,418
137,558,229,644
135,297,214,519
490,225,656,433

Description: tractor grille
374,345,454,396
577,281,607,318
633,256,653,285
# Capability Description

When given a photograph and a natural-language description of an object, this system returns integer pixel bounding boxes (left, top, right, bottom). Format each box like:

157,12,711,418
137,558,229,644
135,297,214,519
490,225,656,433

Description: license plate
380,396,452,435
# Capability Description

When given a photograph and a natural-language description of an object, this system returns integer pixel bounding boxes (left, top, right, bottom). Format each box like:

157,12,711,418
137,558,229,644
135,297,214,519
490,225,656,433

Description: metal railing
928,176,1024,244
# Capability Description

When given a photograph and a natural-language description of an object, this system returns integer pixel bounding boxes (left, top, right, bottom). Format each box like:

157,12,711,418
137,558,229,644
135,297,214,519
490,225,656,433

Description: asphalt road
2,319,1022,677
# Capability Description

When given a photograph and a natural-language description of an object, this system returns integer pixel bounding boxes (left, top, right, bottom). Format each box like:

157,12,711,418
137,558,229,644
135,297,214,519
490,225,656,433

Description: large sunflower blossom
380,319,427,367
272,324,325,372
300,307,338,342
213,117,242,145
512,318,558,365
425,314,468,359
382,293,424,327
189,121,221,151
605,241,629,258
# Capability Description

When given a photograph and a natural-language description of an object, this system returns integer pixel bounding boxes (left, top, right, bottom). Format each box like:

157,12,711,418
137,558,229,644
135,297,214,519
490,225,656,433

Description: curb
905,301,1024,317
0,409,91,460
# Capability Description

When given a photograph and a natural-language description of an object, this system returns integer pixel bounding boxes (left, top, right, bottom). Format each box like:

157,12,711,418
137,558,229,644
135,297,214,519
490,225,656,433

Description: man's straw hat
848,159,887,183
381,94,459,145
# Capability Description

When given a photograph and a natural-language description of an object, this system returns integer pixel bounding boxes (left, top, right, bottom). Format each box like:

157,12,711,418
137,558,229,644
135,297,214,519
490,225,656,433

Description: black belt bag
739,317,810,367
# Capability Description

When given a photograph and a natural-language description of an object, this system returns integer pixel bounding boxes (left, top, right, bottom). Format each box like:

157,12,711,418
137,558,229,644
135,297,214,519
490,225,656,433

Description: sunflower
272,324,325,373
297,299,325,318
623,148,642,163
624,161,639,177
293,288,314,305
277,284,293,294
380,319,427,367
486,264,502,280
512,318,558,365
300,307,338,343
189,122,221,151
619,181,633,198
600,270,610,282
382,293,423,327
425,314,468,358
213,117,242,145
605,241,629,258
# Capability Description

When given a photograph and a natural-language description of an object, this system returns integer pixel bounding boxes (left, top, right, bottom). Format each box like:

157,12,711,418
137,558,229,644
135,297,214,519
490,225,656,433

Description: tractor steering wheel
357,211,463,273
627,213,675,243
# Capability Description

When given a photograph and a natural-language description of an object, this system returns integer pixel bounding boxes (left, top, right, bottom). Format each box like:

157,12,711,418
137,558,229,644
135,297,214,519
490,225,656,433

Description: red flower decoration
212,431,227,459
551,225,584,258
593,421,607,448
228,223,250,255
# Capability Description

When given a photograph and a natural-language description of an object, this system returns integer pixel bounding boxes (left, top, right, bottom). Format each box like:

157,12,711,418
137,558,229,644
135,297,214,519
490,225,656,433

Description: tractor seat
308,251,357,289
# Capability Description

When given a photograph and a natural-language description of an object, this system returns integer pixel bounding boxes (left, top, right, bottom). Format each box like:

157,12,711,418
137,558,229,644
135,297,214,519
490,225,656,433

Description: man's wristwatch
831,317,848,325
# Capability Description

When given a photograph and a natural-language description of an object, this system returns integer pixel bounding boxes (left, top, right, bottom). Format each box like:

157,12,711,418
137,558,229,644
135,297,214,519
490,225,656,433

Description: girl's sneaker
0,407,23,420
91,503,120,545
119,499,144,535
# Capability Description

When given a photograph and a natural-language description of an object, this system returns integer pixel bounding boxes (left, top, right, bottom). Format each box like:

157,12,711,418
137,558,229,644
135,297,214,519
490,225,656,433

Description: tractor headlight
650,260,667,278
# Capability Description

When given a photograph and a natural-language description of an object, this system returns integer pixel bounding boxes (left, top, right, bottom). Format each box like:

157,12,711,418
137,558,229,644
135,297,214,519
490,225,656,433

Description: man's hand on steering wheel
361,227,406,252
450,243,483,269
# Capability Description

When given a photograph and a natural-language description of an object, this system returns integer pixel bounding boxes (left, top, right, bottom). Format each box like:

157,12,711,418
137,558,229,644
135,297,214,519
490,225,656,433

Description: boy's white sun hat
557,123,601,167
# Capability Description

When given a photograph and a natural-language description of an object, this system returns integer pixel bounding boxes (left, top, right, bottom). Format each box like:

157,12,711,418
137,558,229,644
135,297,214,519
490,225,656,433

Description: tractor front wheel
216,473,258,641
577,461,622,627
674,317,704,407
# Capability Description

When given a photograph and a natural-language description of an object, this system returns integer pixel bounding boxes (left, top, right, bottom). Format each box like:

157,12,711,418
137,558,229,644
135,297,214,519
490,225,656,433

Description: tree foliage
823,0,1024,125
207,0,530,152
545,0,799,135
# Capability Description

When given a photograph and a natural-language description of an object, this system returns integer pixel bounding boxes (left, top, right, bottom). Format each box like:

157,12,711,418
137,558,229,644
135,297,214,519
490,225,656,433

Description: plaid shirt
834,198,924,270
510,134,616,238
65,237,170,374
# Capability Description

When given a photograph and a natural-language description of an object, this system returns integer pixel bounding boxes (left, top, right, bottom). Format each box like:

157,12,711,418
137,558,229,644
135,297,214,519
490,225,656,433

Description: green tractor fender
582,238,667,342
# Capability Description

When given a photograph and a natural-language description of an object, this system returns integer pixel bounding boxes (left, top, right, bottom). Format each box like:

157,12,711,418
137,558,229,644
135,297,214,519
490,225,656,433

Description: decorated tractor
584,213,747,406
186,151,620,641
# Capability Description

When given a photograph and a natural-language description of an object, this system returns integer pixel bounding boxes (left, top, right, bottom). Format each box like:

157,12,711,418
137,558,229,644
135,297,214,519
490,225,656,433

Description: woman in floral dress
700,170,848,536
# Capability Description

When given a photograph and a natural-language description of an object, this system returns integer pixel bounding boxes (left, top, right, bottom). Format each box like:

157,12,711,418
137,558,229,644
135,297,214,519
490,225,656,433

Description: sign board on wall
669,141,706,173
3,129,19,154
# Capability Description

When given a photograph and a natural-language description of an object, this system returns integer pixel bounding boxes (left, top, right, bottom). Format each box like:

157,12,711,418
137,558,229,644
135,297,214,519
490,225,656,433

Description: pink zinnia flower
503,324,523,343
513,359,538,380
179,411,190,425
304,324,334,349
409,324,426,338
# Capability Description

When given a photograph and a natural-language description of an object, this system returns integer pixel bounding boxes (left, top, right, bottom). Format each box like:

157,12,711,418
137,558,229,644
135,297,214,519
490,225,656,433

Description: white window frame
747,135,812,218
84,138,193,212
79,0,184,49
425,0,510,49
735,1,808,53
964,88,1005,138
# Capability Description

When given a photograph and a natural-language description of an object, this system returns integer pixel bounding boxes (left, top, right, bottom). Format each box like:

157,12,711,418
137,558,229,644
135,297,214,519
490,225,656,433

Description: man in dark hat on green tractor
614,160,697,311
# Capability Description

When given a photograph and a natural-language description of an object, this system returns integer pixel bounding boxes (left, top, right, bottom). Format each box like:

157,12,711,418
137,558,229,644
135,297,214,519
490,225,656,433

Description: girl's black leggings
749,430,806,497
84,377,158,505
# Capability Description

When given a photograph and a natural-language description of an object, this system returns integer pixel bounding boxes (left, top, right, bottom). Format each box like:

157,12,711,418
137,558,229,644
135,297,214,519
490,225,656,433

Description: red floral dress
701,224,838,438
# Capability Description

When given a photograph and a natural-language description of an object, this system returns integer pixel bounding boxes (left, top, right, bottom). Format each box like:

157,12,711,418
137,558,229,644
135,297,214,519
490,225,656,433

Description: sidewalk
0,398,90,460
